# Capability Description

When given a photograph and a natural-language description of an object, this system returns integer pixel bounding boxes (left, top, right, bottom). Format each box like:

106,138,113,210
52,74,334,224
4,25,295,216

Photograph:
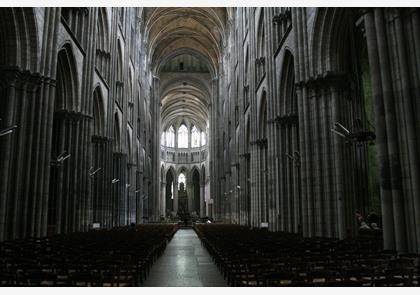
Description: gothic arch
95,7,110,79
311,8,354,74
126,128,132,161
256,9,265,52
96,8,110,53
55,43,78,111
279,50,297,114
93,86,106,136
190,165,200,182
47,41,82,235
113,113,121,152
116,40,124,81
258,90,267,139
116,40,124,107
0,8,38,72
278,50,301,232
165,166,176,213
166,166,176,180
310,8,385,242
177,166,189,177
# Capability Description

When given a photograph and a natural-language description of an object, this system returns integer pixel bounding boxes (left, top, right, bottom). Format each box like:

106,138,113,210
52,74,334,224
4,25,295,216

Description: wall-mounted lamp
89,167,102,177
57,151,71,163
0,125,18,137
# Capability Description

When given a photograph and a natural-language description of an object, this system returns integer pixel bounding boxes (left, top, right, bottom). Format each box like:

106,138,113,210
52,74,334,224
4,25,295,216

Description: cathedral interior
0,7,419,287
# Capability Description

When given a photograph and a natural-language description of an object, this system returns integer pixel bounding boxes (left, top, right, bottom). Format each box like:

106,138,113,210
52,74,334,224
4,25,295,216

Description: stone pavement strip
141,228,228,287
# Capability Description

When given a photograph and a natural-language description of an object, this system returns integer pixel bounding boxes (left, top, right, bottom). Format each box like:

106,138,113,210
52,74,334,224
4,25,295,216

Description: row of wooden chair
0,224,178,286
195,224,419,287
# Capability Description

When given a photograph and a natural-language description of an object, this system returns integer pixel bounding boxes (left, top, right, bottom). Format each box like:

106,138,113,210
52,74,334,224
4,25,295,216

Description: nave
1,6,420,288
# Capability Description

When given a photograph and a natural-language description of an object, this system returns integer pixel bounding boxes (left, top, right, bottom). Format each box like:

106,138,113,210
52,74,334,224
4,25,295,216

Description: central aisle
142,228,227,287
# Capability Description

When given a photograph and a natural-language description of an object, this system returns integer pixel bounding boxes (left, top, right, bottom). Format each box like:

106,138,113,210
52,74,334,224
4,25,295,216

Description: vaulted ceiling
159,74,211,131
144,7,227,73
144,8,228,133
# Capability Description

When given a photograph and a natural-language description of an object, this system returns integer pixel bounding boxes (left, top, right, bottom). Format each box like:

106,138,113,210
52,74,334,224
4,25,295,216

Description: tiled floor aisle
142,228,227,287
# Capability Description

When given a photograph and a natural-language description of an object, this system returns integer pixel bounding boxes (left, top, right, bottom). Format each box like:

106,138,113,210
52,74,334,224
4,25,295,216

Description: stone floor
141,228,228,287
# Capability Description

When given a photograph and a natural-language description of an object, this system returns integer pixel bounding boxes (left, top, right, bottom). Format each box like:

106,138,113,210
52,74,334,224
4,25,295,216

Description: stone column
394,9,420,252
173,180,179,213
152,76,161,221
209,76,219,220
364,8,395,250
161,180,166,218
374,8,407,252
37,8,61,237
0,71,18,241
200,182,205,217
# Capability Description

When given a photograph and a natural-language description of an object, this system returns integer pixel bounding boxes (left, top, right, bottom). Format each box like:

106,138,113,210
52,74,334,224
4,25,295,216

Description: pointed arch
116,40,123,81
93,86,105,136
126,128,132,161
178,171,186,190
166,166,176,180
280,50,297,114
259,90,267,139
256,8,265,59
113,113,121,152
255,8,266,83
277,50,301,233
311,8,351,74
165,166,176,213
165,125,175,147
96,8,110,53
116,40,124,107
0,8,38,72
190,165,200,180
55,43,78,111
191,125,200,148
178,124,188,148
128,68,134,122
